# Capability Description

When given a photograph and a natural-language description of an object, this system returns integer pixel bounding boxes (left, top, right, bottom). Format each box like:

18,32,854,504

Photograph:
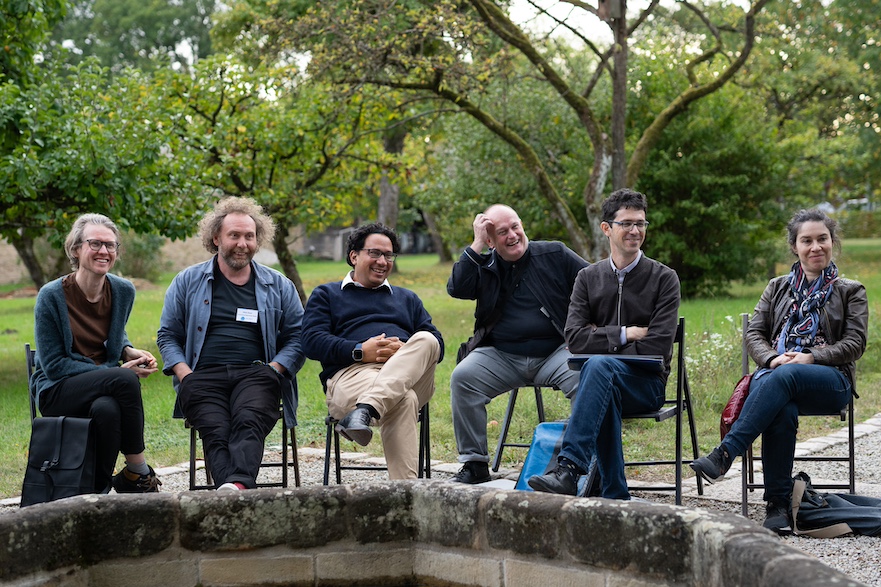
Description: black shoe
763,501,793,535
112,466,161,493
689,446,733,483
336,406,373,446
451,461,492,484
527,461,580,496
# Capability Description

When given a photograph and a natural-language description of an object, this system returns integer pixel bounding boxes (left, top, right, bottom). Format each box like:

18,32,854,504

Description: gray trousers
450,344,580,463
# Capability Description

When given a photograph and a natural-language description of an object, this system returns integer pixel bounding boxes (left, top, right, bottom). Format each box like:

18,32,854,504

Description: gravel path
4,417,881,586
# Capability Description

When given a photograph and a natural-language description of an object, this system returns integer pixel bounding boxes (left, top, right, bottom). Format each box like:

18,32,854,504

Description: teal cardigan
32,273,135,412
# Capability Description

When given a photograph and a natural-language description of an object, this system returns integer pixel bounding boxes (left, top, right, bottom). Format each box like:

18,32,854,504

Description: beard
219,246,254,271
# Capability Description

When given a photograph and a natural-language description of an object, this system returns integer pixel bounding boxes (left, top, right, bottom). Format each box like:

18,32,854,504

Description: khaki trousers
326,331,440,479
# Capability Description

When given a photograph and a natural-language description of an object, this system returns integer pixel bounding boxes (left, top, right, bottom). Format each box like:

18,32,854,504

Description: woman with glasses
691,209,867,534
31,213,162,494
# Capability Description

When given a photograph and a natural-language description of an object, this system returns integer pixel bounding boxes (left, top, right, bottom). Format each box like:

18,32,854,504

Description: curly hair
345,223,400,267
199,196,276,254
64,213,122,270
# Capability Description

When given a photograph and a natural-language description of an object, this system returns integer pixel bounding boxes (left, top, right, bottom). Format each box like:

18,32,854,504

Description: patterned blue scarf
776,260,838,353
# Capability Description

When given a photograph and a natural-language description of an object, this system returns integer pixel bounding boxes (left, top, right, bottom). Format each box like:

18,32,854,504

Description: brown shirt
62,274,113,365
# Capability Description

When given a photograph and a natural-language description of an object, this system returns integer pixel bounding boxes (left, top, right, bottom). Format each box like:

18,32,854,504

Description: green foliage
0,57,207,247
0,0,66,82
114,231,170,282
49,0,218,73
836,210,881,239
632,82,790,296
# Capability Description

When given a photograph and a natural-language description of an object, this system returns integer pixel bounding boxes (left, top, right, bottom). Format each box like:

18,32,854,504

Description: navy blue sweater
302,281,444,385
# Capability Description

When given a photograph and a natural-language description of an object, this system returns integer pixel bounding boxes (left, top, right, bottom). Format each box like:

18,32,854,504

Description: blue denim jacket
157,257,305,426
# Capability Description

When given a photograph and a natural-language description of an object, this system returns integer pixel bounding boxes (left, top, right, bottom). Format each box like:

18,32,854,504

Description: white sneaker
217,482,241,491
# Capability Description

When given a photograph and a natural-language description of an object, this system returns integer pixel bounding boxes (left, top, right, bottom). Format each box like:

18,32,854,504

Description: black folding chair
323,404,431,484
577,317,703,505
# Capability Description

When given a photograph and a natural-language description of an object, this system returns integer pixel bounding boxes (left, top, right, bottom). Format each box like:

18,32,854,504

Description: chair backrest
25,343,37,421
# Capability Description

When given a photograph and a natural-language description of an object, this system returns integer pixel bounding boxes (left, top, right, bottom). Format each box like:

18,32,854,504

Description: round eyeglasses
84,239,120,252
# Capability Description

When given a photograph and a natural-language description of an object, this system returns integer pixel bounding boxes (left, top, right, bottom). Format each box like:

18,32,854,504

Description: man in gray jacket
528,189,681,499
448,204,587,484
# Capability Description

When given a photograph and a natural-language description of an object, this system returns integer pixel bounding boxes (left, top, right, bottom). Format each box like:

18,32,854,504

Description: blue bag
515,421,592,495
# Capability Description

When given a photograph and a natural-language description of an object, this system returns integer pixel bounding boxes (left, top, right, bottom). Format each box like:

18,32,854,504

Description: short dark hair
346,223,400,267
787,208,842,254
602,188,648,223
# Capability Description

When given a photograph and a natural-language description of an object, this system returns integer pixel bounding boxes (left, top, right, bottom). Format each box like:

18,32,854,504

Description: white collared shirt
341,271,393,292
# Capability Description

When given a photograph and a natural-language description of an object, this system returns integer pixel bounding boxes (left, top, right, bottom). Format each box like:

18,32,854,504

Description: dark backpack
790,471,881,537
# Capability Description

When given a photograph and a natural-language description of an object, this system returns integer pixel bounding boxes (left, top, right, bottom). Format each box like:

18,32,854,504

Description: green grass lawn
1,241,879,498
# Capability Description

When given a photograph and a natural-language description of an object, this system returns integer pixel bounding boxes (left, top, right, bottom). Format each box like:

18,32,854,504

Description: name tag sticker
236,308,259,323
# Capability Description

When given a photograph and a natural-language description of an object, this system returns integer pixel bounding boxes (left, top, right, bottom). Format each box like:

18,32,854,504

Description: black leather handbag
20,416,96,507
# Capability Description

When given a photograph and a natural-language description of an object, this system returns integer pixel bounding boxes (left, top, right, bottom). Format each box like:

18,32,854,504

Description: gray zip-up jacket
564,254,681,383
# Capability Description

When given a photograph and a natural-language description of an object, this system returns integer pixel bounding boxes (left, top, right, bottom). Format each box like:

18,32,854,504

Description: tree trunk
377,127,407,229
422,210,451,262
9,233,48,289
272,223,307,305
611,8,628,191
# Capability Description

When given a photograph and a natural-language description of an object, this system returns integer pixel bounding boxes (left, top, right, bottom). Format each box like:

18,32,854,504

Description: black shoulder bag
21,416,96,507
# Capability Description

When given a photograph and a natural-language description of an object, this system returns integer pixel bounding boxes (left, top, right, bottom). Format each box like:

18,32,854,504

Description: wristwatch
352,343,363,362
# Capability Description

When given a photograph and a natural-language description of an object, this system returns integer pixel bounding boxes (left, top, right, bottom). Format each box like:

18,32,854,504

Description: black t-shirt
485,254,562,357
196,264,264,368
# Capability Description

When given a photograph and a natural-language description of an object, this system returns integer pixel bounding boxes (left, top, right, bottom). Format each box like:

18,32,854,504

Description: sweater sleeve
302,284,358,365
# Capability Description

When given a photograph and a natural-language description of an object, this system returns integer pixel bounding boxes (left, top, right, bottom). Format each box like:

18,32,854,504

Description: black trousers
40,368,145,493
178,364,282,488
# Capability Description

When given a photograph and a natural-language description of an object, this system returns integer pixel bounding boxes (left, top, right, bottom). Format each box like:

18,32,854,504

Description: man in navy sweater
302,223,444,479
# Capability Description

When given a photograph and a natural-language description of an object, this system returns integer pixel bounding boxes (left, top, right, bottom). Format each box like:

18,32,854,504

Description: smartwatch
352,343,363,362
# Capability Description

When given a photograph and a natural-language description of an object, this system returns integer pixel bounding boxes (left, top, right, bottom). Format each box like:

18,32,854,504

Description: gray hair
64,213,121,270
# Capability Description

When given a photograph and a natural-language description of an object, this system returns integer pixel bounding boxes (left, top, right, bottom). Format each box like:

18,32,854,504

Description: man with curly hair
157,197,305,491
302,223,444,479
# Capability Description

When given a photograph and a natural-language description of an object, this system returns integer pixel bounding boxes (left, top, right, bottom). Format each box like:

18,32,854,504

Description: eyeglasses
359,248,397,262
84,239,120,252
609,221,650,231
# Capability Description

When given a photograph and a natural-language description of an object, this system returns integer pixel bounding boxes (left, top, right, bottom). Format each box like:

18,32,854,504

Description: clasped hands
121,346,159,378
361,333,404,363
770,351,815,368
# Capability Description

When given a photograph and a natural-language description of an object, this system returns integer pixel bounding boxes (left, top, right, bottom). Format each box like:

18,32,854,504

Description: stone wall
0,481,865,587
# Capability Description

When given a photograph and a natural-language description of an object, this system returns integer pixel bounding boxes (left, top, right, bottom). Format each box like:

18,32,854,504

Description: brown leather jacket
745,275,868,389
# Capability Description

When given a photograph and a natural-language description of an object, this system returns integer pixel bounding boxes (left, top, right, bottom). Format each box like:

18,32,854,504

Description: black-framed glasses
609,220,650,231
84,239,120,252
359,248,398,262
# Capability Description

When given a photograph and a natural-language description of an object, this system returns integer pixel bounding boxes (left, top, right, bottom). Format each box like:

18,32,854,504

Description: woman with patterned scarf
691,209,868,534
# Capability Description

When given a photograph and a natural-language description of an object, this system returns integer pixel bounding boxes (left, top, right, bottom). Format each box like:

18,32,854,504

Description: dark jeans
722,363,851,503
559,355,666,500
40,368,145,493
178,364,282,488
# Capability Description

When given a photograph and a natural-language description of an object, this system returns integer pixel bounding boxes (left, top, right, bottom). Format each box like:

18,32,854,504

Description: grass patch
1,243,879,498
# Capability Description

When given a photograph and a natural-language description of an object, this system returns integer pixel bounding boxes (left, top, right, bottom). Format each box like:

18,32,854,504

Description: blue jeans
558,356,666,500
722,363,851,503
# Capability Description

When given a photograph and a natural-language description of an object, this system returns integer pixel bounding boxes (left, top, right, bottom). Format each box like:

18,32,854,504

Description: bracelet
252,360,282,376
